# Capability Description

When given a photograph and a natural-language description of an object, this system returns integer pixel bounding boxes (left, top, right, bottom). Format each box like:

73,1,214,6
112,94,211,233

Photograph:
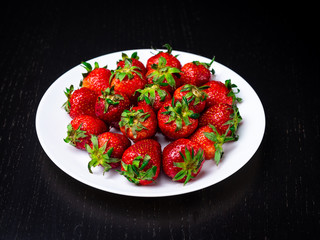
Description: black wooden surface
1,1,319,239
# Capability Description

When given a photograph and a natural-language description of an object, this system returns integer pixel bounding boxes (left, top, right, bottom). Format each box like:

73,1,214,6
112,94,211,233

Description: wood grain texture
0,1,319,239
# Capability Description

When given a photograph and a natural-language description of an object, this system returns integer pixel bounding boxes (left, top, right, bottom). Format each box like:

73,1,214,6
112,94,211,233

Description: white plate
35,49,265,197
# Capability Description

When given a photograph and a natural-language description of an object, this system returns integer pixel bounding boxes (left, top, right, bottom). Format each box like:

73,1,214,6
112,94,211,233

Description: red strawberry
86,132,131,173
162,138,205,185
117,52,147,75
136,83,172,113
202,79,242,108
63,85,98,119
189,125,236,164
180,59,214,86
95,86,131,124
119,105,157,142
146,56,182,94
158,98,199,139
81,61,111,94
64,115,108,150
199,103,242,137
118,139,161,185
146,43,182,70
110,59,147,102
173,84,209,113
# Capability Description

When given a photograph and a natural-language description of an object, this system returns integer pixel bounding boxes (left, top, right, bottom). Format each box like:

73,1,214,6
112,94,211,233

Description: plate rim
35,49,266,197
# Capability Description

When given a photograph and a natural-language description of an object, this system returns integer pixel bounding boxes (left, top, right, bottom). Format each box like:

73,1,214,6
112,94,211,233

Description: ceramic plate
35,49,265,197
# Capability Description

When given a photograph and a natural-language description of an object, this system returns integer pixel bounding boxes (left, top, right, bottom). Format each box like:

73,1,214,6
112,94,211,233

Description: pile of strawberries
63,44,242,185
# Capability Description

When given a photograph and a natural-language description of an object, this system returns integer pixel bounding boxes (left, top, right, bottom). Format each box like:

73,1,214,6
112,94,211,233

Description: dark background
1,1,319,239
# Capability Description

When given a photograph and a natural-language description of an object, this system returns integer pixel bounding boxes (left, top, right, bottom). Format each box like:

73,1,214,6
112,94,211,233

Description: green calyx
161,97,200,132
163,43,173,54
120,51,139,61
224,104,242,138
192,56,215,74
203,124,236,165
173,147,204,185
225,79,242,104
119,108,150,139
98,86,124,113
136,84,168,106
110,58,142,83
85,135,120,174
117,155,157,185
62,85,74,113
63,123,87,147
147,57,181,88
152,43,173,55
180,84,209,106
80,61,107,86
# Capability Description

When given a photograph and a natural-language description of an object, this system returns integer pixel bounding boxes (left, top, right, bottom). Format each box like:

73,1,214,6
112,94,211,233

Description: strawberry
158,97,199,139
199,103,242,137
189,124,236,164
63,85,98,119
173,84,209,113
64,115,108,150
118,139,161,185
146,43,182,70
180,59,214,86
80,61,111,94
136,83,172,113
146,56,182,94
119,105,157,142
117,52,147,75
202,79,242,108
95,86,131,124
86,132,131,173
110,59,147,102
162,138,205,185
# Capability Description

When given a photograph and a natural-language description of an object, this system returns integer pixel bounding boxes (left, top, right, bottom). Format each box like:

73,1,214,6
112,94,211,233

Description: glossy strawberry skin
90,132,131,168
66,115,108,150
162,138,204,183
95,90,130,124
157,100,198,140
202,80,233,107
82,68,111,94
189,125,215,160
110,73,147,103
199,103,233,135
68,87,98,119
146,52,181,71
180,62,211,87
120,105,157,142
121,139,161,185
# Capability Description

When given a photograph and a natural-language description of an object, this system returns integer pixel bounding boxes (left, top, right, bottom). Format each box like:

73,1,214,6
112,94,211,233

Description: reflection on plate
35,49,265,197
